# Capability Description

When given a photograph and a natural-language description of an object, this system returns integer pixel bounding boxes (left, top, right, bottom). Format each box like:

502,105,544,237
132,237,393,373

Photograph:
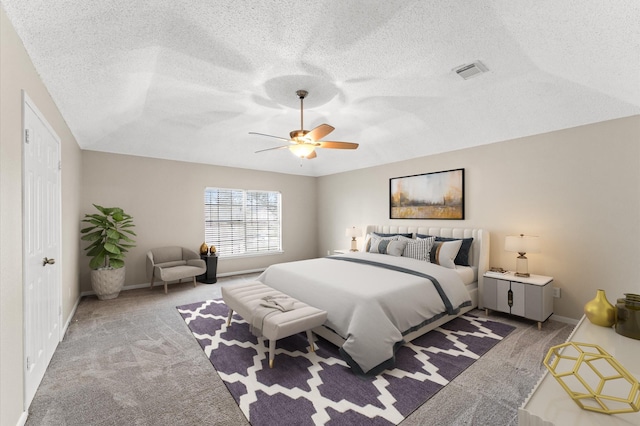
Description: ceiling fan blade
306,150,317,159
249,132,290,142
305,124,335,141
317,141,359,150
255,145,289,153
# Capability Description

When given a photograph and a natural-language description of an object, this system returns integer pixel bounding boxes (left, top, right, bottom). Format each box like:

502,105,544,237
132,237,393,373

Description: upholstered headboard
364,225,490,306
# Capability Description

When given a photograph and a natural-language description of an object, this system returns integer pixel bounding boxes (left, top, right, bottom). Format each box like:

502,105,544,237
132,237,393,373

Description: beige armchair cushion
146,246,207,294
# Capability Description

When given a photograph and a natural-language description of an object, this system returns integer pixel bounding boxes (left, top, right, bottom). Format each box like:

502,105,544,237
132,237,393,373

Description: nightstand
197,254,218,284
333,249,350,254
483,271,553,329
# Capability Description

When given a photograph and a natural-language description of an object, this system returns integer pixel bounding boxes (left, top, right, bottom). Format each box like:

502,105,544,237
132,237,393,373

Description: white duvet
257,251,472,375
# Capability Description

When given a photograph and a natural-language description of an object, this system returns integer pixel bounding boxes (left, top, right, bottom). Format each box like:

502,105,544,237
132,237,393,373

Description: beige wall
0,7,82,426
80,152,318,291
318,116,640,320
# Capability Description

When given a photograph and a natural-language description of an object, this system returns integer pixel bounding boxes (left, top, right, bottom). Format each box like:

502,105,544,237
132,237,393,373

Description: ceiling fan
250,90,359,159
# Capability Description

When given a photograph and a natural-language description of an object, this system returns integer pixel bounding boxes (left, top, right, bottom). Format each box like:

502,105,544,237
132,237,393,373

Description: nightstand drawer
496,280,525,316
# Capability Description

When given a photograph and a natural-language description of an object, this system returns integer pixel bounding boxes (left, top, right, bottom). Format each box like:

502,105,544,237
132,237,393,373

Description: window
204,188,282,257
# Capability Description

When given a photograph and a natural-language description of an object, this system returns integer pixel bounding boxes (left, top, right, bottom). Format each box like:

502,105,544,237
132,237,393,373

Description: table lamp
346,227,362,251
505,234,540,277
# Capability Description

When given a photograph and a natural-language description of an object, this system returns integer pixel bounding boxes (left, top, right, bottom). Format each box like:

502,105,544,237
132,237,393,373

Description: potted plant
81,204,136,300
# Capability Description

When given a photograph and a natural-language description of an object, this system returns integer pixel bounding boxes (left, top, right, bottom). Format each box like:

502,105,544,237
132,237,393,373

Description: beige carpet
25,274,573,425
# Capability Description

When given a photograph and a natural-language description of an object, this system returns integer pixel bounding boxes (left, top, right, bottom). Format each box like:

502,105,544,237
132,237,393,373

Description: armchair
146,246,207,294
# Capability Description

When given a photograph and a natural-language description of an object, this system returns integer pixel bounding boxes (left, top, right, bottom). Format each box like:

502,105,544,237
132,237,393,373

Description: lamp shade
346,227,362,238
505,234,540,254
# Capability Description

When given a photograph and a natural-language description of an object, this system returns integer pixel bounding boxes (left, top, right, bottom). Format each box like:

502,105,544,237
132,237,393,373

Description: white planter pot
91,266,126,300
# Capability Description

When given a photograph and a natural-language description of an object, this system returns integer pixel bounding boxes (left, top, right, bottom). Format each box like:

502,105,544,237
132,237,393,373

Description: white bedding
257,251,472,375
454,265,477,285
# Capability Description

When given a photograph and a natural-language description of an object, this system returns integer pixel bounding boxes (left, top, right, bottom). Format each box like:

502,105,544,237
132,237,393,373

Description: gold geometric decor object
544,342,640,414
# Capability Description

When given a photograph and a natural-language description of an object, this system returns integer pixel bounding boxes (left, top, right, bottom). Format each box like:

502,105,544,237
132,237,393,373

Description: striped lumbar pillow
401,236,435,262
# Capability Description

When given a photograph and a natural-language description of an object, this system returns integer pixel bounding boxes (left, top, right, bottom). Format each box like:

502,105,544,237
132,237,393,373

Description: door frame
21,90,63,410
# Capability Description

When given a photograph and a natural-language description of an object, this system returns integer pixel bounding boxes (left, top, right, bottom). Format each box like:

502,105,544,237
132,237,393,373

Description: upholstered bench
221,281,327,368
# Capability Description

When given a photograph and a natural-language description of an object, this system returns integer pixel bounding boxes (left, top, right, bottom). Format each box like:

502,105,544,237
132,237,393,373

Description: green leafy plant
81,204,136,270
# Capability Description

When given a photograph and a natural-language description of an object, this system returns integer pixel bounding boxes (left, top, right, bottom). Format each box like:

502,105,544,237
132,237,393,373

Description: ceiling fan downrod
296,90,308,133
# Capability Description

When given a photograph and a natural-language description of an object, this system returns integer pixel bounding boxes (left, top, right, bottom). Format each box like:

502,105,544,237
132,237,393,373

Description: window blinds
204,188,282,257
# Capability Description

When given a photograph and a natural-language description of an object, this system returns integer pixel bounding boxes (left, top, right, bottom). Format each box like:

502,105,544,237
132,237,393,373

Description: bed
257,225,490,376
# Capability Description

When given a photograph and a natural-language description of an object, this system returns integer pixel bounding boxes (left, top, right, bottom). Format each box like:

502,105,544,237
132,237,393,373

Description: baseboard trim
61,295,81,339
80,269,265,297
550,314,579,325
16,410,28,426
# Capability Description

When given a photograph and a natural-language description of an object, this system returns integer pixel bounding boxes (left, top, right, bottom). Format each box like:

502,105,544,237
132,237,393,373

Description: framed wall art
390,168,465,219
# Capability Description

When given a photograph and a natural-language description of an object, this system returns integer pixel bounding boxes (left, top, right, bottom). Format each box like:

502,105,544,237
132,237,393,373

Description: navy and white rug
177,299,514,425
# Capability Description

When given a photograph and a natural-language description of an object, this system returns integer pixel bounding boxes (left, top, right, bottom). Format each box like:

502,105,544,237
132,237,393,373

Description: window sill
217,251,284,260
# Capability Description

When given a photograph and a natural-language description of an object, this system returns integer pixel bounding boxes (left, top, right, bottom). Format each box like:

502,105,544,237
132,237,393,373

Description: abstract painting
390,168,464,219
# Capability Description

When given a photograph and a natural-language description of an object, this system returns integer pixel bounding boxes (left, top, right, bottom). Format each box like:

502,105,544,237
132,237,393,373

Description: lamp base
515,255,530,277
350,238,358,252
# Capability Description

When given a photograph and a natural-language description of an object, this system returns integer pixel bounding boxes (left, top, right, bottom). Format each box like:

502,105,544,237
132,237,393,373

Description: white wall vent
454,61,488,80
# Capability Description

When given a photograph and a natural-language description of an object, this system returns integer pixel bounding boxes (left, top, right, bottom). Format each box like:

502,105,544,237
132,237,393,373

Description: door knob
43,257,56,266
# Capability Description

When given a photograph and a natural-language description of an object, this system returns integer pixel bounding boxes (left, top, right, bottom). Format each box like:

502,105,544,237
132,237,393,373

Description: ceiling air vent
454,61,488,80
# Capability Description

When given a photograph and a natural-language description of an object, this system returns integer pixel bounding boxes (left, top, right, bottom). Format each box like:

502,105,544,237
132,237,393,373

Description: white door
22,91,62,408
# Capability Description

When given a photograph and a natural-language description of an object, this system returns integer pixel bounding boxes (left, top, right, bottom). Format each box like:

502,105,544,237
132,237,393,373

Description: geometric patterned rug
177,299,515,425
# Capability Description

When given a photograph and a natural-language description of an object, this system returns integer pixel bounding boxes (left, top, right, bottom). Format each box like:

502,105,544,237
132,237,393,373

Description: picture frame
390,168,465,219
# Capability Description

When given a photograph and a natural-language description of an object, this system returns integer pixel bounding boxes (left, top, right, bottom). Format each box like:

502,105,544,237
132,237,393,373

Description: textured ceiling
3,0,639,176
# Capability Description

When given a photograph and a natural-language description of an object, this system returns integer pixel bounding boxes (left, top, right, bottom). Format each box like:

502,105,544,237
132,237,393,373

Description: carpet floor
25,274,574,425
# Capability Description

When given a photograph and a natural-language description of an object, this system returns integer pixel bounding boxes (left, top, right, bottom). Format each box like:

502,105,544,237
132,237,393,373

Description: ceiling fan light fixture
289,143,315,158
251,89,358,160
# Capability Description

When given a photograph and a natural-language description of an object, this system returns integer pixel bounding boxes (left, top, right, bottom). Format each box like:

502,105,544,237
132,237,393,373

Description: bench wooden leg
306,330,316,352
269,339,276,368
226,309,234,326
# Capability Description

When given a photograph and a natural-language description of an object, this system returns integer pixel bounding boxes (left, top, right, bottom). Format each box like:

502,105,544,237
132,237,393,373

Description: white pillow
368,236,407,256
429,239,463,269
401,236,435,262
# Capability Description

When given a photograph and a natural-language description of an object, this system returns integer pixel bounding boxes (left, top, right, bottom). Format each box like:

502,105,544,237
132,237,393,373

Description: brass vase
584,289,616,327
199,242,209,255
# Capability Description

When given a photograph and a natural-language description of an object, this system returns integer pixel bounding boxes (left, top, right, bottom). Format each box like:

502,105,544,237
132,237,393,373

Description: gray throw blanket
250,296,296,337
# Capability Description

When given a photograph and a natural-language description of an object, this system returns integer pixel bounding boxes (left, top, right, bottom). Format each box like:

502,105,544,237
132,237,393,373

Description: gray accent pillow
368,236,407,256
365,234,398,252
